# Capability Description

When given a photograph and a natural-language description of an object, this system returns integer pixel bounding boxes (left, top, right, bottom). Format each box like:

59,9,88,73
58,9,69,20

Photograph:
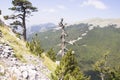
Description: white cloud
57,5,67,10
40,5,66,13
41,8,56,13
81,0,108,10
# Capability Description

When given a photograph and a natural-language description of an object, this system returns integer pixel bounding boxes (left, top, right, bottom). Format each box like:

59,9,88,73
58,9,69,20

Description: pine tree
93,53,110,80
4,0,37,40
51,50,90,80
46,48,56,61
27,34,44,57
107,66,120,80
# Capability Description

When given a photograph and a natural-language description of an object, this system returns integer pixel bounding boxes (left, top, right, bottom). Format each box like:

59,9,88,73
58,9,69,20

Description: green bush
93,54,120,80
51,50,90,80
46,48,56,62
27,34,44,57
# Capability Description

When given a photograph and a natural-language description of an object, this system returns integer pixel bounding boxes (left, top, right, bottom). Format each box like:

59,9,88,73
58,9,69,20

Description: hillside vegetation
74,26,120,70
0,25,53,80
0,25,28,61
28,22,120,72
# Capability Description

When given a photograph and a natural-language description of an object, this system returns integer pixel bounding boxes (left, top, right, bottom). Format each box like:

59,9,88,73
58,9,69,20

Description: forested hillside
28,21,120,71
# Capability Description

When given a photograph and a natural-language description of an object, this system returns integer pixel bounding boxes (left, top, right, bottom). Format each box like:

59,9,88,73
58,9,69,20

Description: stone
22,70,29,79
56,61,60,65
0,42,51,80
0,65,5,75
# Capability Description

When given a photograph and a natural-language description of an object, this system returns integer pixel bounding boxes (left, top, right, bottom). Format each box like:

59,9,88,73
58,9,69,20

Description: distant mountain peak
76,18,120,28
27,23,56,35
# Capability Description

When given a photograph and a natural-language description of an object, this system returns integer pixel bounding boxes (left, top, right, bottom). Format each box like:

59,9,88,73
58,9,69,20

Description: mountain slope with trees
28,19,120,72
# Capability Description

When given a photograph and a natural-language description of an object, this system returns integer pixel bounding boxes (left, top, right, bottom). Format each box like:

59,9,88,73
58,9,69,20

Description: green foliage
27,35,44,57
10,0,38,13
51,50,90,80
93,53,110,80
93,53,120,80
16,33,21,39
46,48,56,61
0,17,4,26
28,25,120,72
28,23,89,52
0,22,4,27
28,23,120,80
108,67,120,80
13,53,26,62
3,16,8,20
5,0,38,40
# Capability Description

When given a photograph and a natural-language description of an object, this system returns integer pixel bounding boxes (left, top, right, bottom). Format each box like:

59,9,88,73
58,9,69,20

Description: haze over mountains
27,23,56,35
79,18,120,27
27,18,120,34
28,18,120,73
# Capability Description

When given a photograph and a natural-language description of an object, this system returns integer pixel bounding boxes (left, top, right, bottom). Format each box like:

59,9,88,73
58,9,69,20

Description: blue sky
0,0,120,27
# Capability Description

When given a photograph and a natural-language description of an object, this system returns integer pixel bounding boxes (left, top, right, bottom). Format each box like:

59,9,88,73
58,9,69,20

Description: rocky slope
0,23,50,80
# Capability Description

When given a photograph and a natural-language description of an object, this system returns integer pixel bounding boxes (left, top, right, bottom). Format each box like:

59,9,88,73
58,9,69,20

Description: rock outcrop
0,29,50,80
0,42,50,80
0,16,51,80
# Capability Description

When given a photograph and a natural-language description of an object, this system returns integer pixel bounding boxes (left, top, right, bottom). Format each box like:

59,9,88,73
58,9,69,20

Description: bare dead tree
58,18,68,57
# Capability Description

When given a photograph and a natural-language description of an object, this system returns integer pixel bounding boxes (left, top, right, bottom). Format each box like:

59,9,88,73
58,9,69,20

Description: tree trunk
23,28,26,40
22,8,26,40
59,18,67,57
100,73,104,80
61,28,66,57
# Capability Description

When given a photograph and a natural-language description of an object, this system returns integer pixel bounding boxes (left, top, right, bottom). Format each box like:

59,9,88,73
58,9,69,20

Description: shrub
46,48,56,62
51,50,90,80
27,34,44,57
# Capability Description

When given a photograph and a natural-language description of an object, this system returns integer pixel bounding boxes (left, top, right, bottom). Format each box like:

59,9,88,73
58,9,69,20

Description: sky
0,0,120,27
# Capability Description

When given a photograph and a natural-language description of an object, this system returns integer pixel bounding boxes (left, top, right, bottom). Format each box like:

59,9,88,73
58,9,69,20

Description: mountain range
28,18,120,73
1,17,120,80
27,23,56,36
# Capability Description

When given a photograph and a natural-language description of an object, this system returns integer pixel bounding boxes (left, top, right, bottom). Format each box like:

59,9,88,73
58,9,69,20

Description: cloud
57,5,67,10
81,0,108,10
40,5,66,13
41,8,56,13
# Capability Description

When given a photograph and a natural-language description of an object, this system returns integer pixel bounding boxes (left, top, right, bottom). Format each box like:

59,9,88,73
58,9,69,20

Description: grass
0,73,5,76
13,53,26,62
0,25,58,80
0,63,5,76
41,53,57,72
0,25,30,62
0,25,57,71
